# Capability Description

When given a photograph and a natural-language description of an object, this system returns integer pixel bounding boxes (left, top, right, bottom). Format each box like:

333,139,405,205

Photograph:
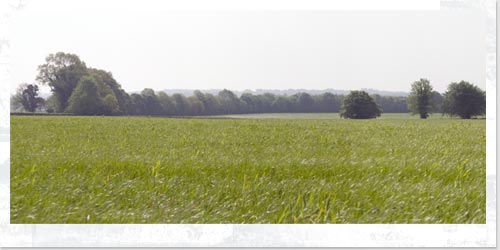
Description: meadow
213,113,457,120
10,114,485,223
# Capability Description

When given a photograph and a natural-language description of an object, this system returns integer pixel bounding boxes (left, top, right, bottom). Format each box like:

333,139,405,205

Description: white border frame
0,0,495,247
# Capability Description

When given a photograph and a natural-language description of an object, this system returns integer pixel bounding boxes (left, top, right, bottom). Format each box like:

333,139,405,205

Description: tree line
11,52,485,119
406,78,485,119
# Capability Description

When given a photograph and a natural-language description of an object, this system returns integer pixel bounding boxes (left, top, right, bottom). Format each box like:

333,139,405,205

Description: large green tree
66,76,103,115
36,52,87,112
87,68,129,115
442,81,485,119
340,90,381,119
407,78,434,119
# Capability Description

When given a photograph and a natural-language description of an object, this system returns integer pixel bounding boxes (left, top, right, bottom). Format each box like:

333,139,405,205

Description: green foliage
12,84,45,112
315,92,342,112
140,88,162,115
101,94,120,115
172,93,190,115
36,53,490,120
65,75,123,115
158,92,176,116
66,76,102,115
407,79,434,119
87,68,129,114
187,96,205,115
218,89,241,114
295,92,315,112
129,94,145,115
32,52,409,116
202,93,222,115
36,53,129,115
11,115,485,223
272,96,293,112
44,94,61,113
372,94,408,113
430,91,444,113
340,91,382,119
216,113,450,120
36,52,87,112
443,81,486,119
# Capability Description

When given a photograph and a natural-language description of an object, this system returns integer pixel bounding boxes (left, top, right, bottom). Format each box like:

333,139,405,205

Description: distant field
11,115,485,223
212,113,459,120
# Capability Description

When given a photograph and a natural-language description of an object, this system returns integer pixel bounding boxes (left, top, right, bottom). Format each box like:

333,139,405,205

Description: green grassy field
10,114,485,223
212,113,459,120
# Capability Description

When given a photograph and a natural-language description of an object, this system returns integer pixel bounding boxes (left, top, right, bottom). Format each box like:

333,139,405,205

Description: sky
8,0,486,94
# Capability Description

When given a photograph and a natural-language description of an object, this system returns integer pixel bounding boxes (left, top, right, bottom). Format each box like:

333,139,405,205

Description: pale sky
9,0,486,94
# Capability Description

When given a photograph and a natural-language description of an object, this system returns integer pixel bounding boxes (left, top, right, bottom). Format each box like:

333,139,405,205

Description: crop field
11,115,485,223
213,113,459,120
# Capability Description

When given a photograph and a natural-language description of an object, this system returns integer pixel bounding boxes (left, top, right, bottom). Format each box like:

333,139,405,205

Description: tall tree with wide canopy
36,52,87,112
407,78,434,119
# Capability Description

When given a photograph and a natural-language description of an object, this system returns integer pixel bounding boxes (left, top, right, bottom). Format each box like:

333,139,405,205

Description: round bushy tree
340,90,382,119
66,76,102,115
443,81,485,119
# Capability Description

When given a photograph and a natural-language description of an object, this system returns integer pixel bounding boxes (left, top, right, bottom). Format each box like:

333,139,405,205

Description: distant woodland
12,52,484,119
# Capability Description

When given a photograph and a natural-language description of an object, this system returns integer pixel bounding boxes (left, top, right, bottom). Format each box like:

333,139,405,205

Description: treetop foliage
17,52,484,118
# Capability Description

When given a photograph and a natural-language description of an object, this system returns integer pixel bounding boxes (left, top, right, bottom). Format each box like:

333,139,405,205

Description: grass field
212,113,462,120
10,114,485,223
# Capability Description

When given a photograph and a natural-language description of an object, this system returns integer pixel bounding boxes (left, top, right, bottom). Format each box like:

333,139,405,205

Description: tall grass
11,116,485,223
